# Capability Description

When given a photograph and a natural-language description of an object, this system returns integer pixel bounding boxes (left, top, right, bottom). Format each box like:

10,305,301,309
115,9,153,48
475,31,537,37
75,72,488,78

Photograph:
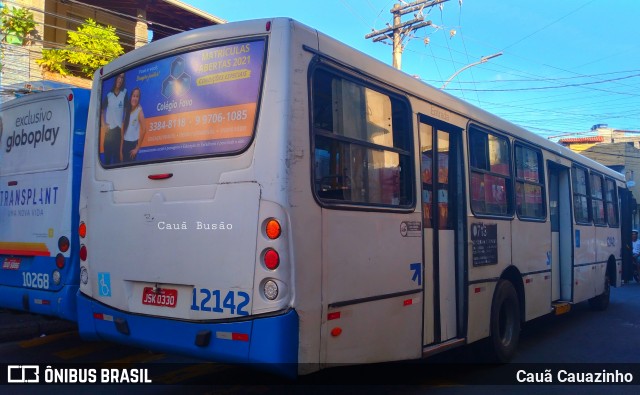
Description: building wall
565,143,598,153
2,0,143,92
43,1,138,52
1,0,44,85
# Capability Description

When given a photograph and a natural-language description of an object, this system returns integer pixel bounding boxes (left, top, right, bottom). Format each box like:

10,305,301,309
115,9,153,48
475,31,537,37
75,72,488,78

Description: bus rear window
0,97,71,176
98,39,266,167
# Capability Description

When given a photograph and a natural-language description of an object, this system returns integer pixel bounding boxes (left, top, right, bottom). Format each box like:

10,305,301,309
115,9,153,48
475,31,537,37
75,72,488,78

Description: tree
0,5,39,74
37,18,124,78
0,5,38,45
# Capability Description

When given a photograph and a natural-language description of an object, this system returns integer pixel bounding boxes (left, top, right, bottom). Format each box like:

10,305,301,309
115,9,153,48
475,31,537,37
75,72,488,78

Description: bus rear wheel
489,279,520,363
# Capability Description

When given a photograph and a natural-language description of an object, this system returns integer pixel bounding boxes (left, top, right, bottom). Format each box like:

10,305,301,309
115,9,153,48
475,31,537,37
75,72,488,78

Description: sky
186,0,640,141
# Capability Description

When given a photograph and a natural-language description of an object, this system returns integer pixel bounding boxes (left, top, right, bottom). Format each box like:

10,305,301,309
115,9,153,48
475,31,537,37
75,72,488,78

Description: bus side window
605,178,619,227
590,173,606,225
572,165,591,224
311,66,412,207
514,144,545,220
468,126,512,216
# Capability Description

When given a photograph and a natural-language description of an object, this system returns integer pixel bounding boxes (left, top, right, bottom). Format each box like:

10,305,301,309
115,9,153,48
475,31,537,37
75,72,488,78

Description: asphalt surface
0,308,76,342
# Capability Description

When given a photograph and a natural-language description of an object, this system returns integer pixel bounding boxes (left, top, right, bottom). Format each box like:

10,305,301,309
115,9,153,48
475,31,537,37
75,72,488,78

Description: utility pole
365,0,450,70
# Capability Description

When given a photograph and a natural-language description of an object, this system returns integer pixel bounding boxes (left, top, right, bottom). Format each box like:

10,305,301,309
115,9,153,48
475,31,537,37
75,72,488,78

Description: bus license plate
2,257,21,270
142,287,177,308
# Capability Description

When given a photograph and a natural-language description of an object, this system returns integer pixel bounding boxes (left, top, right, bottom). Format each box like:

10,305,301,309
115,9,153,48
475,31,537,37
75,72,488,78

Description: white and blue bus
0,88,89,321
77,18,628,375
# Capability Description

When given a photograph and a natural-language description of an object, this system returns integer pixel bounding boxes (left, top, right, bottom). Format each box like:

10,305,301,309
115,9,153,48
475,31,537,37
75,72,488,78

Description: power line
406,37,640,100
339,0,374,30
400,6,640,128
443,73,640,94
499,0,596,52
423,69,640,85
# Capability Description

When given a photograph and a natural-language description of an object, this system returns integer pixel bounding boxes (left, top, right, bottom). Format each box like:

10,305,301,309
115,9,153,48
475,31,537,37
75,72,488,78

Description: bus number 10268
22,272,50,289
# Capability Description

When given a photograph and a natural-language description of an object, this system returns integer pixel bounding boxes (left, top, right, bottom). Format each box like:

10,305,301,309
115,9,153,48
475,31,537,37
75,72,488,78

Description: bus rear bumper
0,284,78,321
77,293,298,373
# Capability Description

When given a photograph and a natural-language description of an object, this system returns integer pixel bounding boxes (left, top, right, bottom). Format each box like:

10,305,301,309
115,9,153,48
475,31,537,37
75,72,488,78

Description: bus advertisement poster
99,39,266,164
0,96,71,257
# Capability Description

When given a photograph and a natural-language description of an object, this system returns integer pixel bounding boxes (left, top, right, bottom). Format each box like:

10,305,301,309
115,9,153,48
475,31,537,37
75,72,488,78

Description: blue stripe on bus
77,292,298,371
0,284,78,321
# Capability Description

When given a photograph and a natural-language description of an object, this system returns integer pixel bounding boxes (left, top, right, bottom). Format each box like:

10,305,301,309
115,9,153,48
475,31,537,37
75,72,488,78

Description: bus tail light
265,219,281,239
256,205,288,308
79,222,87,238
55,253,65,269
79,245,87,261
148,173,173,180
263,249,280,270
58,236,70,253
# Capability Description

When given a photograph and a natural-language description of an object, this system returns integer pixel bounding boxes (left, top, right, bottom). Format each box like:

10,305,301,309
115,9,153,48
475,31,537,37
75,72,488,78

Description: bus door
548,162,572,301
419,116,466,346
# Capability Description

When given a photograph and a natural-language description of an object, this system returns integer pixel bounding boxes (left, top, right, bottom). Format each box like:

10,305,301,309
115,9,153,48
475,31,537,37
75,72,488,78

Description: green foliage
0,6,38,45
36,18,124,78
66,19,124,77
38,48,71,75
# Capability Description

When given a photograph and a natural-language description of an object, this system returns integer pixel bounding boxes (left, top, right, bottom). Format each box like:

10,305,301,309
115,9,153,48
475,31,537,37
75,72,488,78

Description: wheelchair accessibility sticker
98,272,112,297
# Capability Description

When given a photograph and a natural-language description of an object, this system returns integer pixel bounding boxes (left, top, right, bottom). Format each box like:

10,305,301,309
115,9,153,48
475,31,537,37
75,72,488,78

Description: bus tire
489,279,520,363
588,273,610,311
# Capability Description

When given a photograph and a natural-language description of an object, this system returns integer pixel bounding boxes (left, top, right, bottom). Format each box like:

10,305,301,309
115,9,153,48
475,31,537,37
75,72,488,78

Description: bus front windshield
98,38,266,168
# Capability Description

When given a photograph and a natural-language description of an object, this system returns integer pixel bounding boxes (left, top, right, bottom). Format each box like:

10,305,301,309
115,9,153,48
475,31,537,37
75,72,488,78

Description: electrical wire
499,0,596,52
443,73,640,93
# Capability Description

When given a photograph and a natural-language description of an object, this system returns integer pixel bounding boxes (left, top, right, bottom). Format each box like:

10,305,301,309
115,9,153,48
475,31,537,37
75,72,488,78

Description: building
1,0,224,101
559,125,640,149
557,135,604,153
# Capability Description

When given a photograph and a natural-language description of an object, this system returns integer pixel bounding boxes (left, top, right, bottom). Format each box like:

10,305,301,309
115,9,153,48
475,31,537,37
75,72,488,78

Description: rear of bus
77,19,299,369
0,88,89,321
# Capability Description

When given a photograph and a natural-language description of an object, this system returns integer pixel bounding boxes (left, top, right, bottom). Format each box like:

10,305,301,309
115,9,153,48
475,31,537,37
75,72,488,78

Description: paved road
0,308,76,343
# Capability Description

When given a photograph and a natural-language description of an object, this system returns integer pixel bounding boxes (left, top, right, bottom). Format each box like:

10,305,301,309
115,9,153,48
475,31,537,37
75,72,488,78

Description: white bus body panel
573,224,595,303
512,220,553,320
83,181,260,319
320,209,423,364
